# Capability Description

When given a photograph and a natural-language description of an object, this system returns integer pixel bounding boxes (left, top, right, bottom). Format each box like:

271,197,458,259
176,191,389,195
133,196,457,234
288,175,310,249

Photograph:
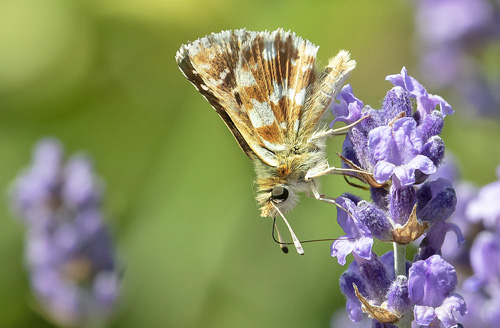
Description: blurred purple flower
413,0,500,116
466,165,500,229
463,231,500,291
11,138,120,327
434,159,500,327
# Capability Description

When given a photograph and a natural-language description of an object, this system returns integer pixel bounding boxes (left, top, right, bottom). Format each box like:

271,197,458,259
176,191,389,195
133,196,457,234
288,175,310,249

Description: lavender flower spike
11,138,120,327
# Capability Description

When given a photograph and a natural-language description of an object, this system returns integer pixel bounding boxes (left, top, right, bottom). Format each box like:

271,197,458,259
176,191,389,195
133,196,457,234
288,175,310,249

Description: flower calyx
391,203,429,244
353,283,401,324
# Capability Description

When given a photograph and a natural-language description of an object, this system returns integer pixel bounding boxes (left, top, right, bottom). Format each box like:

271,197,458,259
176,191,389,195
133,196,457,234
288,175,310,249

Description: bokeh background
1,0,499,327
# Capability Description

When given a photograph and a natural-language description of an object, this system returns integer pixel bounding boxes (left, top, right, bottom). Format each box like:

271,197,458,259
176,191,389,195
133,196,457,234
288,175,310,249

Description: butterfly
176,28,360,254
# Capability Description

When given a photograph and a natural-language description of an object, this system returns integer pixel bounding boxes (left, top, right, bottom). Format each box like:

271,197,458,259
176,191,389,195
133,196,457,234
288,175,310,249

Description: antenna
272,203,304,255
272,218,356,248
272,218,289,254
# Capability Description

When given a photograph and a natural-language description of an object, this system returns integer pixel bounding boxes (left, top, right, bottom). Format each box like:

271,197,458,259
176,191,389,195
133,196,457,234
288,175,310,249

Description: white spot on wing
269,79,288,104
295,88,306,106
254,147,278,166
263,43,277,61
248,99,275,128
197,62,211,71
220,68,230,80
301,63,313,72
262,139,286,152
236,68,256,87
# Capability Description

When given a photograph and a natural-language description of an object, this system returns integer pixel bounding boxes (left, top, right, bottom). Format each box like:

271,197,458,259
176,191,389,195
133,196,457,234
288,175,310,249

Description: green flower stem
393,242,407,277
394,242,411,328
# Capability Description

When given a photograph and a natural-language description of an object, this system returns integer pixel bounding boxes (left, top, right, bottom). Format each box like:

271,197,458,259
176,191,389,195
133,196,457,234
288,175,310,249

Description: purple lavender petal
413,305,437,326
408,255,457,307
434,293,467,327
332,240,357,266
330,84,363,127
395,155,436,188
373,161,396,185
386,67,427,99
331,197,373,265
386,67,453,117
431,94,454,117
368,125,397,162
339,262,366,323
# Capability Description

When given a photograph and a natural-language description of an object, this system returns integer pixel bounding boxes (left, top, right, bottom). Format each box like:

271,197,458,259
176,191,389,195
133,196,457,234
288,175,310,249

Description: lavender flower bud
415,110,445,142
388,185,417,226
420,135,445,168
356,200,392,241
417,178,457,225
339,261,367,323
381,86,412,120
386,275,411,316
356,253,392,304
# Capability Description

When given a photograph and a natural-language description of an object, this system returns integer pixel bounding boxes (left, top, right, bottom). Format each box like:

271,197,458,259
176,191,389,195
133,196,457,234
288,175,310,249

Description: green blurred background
1,0,499,327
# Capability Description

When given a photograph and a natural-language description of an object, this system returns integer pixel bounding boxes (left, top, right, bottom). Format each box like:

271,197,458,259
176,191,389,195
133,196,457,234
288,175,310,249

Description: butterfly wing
176,30,257,160
298,50,356,138
176,29,320,167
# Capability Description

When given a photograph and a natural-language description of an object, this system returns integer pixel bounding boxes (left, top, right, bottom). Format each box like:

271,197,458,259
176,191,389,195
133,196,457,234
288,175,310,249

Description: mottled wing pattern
234,30,318,154
176,29,320,167
176,30,257,160
299,50,356,138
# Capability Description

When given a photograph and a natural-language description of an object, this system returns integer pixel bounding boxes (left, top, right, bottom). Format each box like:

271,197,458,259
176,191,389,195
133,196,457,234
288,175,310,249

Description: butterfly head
254,160,309,217
257,183,300,217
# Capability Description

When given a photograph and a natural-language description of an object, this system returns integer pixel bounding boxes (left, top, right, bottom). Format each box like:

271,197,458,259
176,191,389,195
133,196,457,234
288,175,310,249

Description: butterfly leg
308,181,351,215
305,165,367,181
308,115,370,142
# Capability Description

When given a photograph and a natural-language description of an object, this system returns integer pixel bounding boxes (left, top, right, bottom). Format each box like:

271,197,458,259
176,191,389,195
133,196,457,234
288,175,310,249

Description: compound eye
271,186,289,202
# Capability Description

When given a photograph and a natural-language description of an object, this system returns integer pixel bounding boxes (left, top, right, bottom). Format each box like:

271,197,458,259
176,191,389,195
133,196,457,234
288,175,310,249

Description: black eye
271,186,289,202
